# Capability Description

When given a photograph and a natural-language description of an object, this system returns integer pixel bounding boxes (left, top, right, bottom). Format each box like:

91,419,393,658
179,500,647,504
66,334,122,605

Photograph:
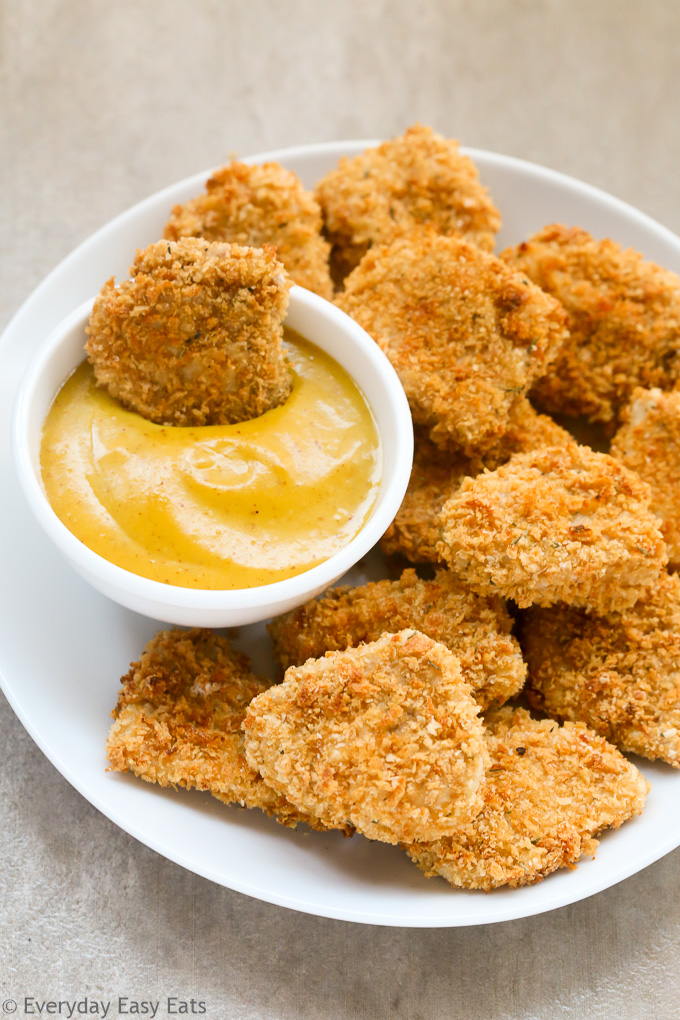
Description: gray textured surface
2,1,680,1016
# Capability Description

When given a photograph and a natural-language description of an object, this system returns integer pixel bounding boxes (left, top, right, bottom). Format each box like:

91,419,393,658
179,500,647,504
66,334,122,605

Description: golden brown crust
379,427,474,564
268,567,526,711
105,628,331,830
501,224,680,422
380,404,575,565
405,706,649,890
85,238,292,426
478,396,576,471
610,388,680,569
336,233,568,456
164,161,333,299
437,444,667,612
243,630,489,844
315,124,501,281
521,572,680,766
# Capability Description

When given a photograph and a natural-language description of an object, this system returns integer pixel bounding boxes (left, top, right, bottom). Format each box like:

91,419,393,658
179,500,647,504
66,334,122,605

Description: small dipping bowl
12,285,413,626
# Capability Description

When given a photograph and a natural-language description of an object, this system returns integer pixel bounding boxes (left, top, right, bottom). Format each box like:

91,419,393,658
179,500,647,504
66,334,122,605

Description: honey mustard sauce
41,330,382,589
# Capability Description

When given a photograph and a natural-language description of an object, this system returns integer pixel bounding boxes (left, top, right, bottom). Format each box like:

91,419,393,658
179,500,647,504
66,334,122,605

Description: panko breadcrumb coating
85,238,292,426
478,396,576,471
164,161,333,299
379,427,474,563
243,630,489,845
336,233,568,456
106,628,333,831
522,571,680,766
405,706,649,890
268,567,526,710
381,404,575,565
501,224,680,422
315,124,501,282
610,388,680,569
437,444,667,612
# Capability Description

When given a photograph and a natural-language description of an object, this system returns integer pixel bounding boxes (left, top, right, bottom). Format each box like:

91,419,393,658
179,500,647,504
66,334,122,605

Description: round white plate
2,142,679,927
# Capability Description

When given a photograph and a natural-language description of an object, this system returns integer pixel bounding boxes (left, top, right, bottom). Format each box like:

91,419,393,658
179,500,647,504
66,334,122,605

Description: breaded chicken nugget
380,404,575,565
106,628,333,830
478,396,576,471
243,630,489,844
610,388,680,569
85,238,291,426
315,124,501,282
379,427,474,563
405,706,649,890
268,568,526,711
164,161,333,299
501,224,680,422
437,444,667,612
522,571,680,766
336,233,568,455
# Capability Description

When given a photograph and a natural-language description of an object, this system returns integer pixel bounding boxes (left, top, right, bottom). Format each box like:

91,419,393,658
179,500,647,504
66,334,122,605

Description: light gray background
2,2,680,1017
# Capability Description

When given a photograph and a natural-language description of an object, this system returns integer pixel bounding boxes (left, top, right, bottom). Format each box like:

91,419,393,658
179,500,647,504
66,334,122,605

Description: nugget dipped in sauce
336,233,568,456
85,238,292,426
316,123,501,283
164,161,333,299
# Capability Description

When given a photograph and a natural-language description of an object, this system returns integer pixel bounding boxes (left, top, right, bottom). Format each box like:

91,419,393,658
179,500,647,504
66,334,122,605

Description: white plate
2,142,680,928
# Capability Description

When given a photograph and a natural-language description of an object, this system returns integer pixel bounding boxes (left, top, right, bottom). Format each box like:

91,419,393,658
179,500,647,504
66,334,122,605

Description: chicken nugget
437,444,667,612
243,630,489,844
315,124,501,283
85,238,291,426
268,567,526,711
336,233,568,456
610,387,680,569
164,161,333,299
106,627,334,830
522,571,680,766
501,224,680,422
405,706,649,890
478,396,576,471
380,404,575,565
379,427,474,563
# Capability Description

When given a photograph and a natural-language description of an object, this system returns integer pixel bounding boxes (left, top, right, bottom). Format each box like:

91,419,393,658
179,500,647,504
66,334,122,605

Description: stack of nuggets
107,621,649,890
106,627,343,832
268,567,527,711
243,630,489,845
405,707,649,890
315,123,501,280
105,124,680,892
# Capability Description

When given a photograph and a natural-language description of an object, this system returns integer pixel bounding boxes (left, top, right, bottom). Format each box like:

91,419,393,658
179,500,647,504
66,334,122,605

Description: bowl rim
11,283,413,611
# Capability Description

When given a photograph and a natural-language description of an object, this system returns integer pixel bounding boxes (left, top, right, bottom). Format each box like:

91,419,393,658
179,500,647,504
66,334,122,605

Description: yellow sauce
41,331,382,589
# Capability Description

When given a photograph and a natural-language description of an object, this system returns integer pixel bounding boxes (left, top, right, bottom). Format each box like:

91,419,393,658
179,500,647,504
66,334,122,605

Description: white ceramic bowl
11,284,413,626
